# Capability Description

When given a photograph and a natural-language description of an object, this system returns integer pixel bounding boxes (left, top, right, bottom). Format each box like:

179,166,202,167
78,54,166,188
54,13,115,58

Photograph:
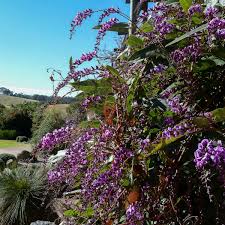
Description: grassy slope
0,95,38,107
46,104,69,115
0,140,29,148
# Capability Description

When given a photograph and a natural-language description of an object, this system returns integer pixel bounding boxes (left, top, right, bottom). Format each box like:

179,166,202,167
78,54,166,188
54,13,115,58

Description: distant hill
0,95,38,107
0,86,74,104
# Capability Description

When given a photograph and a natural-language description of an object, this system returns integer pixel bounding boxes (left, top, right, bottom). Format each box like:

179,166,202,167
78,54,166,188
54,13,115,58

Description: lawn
0,140,29,149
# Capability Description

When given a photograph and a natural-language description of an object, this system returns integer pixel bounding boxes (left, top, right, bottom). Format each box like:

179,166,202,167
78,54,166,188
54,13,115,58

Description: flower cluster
48,128,98,184
208,17,225,39
171,42,201,64
204,6,219,20
72,51,97,68
188,4,202,15
126,202,144,224
98,7,120,25
82,95,102,109
70,9,94,38
95,18,119,50
194,139,225,170
162,122,195,139
38,125,73,151
167,96,188,115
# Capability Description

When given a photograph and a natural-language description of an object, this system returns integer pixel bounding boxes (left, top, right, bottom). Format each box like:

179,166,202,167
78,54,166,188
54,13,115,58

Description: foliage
0,130,17,140
38,1,225,225
0,102,39,138
0,153,16,164
31,109,66,145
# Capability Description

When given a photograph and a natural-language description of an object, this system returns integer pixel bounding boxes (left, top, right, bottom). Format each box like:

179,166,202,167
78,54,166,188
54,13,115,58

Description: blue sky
0,0,130,95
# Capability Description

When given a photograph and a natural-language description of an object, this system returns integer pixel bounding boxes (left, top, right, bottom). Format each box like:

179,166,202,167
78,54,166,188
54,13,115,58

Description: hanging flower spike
70,9,94,39
98,7,120,25
95,18,119,51
188,4,202,16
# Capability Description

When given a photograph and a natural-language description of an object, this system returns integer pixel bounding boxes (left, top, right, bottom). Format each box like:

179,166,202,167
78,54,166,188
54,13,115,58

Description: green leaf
83,207,94,217
64,209,79,217
121,178,130,187
79,120,101,128
149,136,182,155
212,47,225,60
212,107,225,122
192,16,203,25
179,0,192,12
166,23,207,47
192,117,210,128
69,56,73,70
126,35,144,48
128,45,158,61
140,22,153,32
106,65,126,83
126,74,140,114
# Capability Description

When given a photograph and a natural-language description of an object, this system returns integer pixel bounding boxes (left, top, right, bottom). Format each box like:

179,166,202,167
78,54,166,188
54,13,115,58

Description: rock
16,136,28,142
30,221,55,225
17,150,32,161
48,150,67,164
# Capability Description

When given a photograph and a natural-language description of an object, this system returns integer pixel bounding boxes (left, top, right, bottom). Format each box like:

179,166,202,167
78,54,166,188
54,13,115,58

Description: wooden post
129,0,139,35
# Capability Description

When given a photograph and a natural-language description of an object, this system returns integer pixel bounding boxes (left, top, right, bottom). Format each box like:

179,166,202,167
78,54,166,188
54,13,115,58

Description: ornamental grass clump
0,166,56,225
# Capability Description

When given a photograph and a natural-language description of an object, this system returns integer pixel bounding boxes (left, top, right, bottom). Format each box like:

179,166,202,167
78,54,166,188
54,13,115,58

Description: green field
0,95,38,107
0,140,29,148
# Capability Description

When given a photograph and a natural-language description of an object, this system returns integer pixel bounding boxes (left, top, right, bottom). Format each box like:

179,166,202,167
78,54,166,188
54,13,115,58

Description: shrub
31,110,65,145
0,166,57,225
0,102,39,137
0,154,16,164
0,130,17,140
16,136,28,142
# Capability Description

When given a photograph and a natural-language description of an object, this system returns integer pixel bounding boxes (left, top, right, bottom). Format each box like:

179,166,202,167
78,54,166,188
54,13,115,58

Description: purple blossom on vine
98,7,120,25
171,42,201,64
95,18,119,51
82,95,102,109
70,9,94,38
204,6,219,20
194,139,225,170
162,122,195,139
126,202,144,224
188,4,202,15
38,125,73,152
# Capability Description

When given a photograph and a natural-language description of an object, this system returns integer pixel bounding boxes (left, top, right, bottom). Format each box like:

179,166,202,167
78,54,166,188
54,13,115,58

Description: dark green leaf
166,23,207,47
126,35,144,48
212,107,225,122
106,65,126,83
140,22,153,32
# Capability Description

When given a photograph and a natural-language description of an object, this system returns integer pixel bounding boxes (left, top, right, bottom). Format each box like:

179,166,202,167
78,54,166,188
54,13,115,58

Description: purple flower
205,6,219,19
162,122,195,139
82,95,102,109
98,7,120,25
95,18,119,51
208,17,225,33
126,202,144,224
38,125,73,151
194,139,225,170
188,4,202,15
70,9,94,38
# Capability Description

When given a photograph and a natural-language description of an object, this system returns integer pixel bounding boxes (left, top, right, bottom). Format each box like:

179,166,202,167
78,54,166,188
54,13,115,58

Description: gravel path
0,145,32,156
